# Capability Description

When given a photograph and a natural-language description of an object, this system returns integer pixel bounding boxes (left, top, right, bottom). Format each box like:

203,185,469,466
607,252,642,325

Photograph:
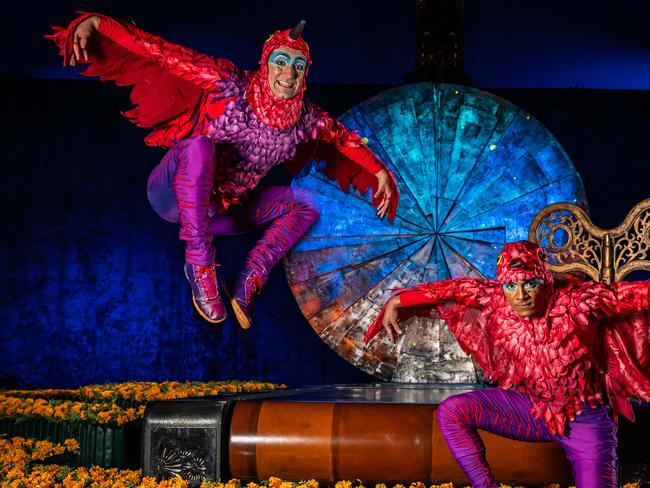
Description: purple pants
147,136,319,271
437,389,617,488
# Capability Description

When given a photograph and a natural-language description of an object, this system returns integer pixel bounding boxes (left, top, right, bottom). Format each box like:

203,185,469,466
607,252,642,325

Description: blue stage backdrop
286,83,586,382
1,79,649,388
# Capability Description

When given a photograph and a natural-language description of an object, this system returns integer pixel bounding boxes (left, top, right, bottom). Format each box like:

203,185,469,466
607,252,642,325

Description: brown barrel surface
229,400,573,484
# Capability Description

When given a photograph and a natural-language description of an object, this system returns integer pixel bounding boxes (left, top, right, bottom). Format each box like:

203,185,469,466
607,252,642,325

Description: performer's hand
70,16,101,66
382,296,403,342
374,169,393,219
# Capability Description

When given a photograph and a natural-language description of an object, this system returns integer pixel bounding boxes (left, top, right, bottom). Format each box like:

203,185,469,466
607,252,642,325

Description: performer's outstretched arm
304,106,399,221
47,12,240,147
364,278,489,343
47,12,236,90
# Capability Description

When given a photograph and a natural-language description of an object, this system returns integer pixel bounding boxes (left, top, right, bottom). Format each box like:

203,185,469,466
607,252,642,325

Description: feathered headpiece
496,240,553,285
246,20,311,130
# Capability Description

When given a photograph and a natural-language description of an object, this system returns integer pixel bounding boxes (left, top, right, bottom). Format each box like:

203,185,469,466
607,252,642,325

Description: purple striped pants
437,389,617,488
146,136,319,274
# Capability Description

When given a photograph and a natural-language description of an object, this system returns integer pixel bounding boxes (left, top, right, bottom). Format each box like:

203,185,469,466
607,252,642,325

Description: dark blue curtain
1,79,649,388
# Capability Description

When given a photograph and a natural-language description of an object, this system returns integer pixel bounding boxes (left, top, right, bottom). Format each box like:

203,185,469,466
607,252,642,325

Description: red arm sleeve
364,278,489,343
46,12,239,147
48,12,236,90
332,138,383,174
308,106,400,222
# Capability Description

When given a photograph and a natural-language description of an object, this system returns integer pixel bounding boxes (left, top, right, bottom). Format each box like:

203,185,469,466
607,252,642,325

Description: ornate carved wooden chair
529,199,650,283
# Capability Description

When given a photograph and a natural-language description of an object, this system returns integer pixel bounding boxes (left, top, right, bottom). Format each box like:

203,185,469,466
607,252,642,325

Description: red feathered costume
365,240,650,487
47,13,399,327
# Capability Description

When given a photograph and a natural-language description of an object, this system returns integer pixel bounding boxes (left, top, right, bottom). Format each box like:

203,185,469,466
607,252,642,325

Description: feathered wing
603,310,650,421
46,12,238,148
286,103,400,222
577,280,650,422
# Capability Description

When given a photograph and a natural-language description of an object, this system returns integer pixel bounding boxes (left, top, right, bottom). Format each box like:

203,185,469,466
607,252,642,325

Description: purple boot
184,264,227,324
231,268,267,330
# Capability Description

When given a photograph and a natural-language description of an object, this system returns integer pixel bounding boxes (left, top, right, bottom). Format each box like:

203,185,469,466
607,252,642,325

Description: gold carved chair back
528,199,650,284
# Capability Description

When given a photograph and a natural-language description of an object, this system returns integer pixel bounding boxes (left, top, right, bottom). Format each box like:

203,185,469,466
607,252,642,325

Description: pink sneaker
184,264,227,324
231,268,266,330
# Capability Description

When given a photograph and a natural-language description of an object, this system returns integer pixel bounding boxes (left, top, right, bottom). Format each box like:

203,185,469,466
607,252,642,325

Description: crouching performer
47,13,398,328
365,240,650,488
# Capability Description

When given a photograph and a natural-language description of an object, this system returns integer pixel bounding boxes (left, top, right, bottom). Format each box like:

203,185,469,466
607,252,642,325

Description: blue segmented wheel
285,83,587,382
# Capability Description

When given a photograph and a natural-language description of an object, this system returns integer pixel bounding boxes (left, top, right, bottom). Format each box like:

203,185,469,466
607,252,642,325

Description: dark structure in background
411,0,470,84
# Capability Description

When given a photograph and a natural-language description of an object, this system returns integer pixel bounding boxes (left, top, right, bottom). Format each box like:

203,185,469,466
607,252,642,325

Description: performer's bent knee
290,188,320,222
437,395,466,430
181,135,214,153
177,136,216,173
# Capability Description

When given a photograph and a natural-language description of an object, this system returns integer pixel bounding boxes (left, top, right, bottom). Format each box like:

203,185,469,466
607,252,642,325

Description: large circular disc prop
285,83,586,382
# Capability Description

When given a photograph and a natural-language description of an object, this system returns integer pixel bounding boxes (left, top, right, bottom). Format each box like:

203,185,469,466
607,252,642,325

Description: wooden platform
228,384,572,484
142,384,574,486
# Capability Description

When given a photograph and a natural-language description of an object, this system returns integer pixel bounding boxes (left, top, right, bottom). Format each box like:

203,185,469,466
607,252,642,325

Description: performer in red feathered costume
365,240,650,488
47,13,398,328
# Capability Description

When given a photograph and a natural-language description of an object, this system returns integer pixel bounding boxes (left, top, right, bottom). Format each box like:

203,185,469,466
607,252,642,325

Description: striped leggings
437,388,617,488
146,136,319,272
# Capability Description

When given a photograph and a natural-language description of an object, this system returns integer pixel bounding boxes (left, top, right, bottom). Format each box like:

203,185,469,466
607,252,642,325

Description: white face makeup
267,46,307,99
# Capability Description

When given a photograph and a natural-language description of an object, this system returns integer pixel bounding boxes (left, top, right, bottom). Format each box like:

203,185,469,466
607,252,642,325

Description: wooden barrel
229,400,573,484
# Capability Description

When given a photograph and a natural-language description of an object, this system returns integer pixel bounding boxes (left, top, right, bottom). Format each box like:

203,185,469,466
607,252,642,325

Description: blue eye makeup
268,51,307,72
523,278,543,291
269,52,290,65
503,282,517,293
502,279,543,294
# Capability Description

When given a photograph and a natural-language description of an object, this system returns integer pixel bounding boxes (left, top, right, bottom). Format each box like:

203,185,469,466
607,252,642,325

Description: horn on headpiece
289,20,306,40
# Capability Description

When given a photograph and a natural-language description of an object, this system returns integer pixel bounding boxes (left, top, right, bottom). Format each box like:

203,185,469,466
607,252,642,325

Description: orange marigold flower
141,477,161,488
268,477,283,488
64,438,80,452
96,411,112,423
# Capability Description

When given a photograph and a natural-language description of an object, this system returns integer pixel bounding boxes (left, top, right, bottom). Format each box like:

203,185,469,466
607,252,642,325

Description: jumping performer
47,13,398,328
